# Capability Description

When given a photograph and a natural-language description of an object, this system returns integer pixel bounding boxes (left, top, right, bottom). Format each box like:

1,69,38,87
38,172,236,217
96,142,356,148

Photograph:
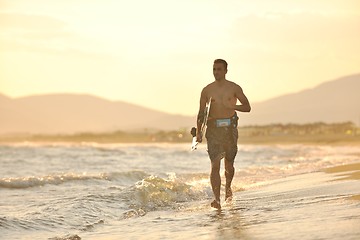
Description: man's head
213,59,228,81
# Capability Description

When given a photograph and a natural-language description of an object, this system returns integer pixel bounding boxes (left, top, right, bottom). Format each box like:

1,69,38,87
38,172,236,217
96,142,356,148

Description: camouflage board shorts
205,114,238,162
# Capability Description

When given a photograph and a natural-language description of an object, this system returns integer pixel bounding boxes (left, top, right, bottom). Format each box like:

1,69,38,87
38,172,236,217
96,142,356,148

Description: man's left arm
234,86,251,112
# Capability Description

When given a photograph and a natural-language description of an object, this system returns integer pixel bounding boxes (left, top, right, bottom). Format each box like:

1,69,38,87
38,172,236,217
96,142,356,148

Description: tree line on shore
1,122,359,144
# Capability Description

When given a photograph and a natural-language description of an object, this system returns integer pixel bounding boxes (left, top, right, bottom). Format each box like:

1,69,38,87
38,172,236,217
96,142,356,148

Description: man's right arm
196,89,207,142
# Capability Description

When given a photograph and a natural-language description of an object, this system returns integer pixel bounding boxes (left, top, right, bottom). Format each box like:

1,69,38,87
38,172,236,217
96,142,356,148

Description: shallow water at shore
1,143,359,239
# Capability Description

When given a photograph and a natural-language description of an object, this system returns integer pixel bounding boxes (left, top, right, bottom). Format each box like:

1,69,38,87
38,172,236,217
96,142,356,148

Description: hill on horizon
0,93,195,134
0,73,359,134
239,73,360,126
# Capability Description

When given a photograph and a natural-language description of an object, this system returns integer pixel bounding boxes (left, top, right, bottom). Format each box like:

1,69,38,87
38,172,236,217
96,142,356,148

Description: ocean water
1,143,360,240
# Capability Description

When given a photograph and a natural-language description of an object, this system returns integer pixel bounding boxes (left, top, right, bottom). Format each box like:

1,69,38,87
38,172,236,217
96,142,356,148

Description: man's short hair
214,59,228,70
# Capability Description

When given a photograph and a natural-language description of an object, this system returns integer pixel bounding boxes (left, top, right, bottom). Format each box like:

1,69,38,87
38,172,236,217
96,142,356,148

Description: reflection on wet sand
209,205,251,240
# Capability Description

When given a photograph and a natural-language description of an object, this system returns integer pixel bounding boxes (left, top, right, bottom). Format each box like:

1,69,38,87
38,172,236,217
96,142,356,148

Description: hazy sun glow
1,0,359,115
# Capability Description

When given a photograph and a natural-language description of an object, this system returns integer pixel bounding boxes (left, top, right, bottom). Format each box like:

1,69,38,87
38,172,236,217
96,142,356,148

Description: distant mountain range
0,93,195,134
0,74,359,134
240,73,360,126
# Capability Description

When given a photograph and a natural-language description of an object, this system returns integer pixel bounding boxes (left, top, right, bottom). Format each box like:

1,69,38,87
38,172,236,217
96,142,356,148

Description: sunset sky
1,0,359,115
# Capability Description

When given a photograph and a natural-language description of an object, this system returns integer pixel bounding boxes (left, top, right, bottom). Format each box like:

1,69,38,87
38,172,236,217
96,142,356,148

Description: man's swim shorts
205,113,238,162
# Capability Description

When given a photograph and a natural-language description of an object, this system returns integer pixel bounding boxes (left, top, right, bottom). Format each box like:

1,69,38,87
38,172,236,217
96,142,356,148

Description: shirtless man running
196,59,251,209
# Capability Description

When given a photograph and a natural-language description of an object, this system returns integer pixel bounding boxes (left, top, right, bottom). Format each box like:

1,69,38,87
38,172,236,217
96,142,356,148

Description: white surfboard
191,97,212,151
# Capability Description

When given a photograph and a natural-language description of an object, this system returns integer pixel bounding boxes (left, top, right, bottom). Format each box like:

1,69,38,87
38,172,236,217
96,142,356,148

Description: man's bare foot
225,188,233,202
211,200,221,209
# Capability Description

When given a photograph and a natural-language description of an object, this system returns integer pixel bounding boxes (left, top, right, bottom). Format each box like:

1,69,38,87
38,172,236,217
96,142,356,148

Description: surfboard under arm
191,97,212,151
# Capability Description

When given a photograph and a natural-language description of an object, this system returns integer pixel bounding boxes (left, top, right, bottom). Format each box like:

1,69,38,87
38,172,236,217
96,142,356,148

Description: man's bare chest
207,87,235,102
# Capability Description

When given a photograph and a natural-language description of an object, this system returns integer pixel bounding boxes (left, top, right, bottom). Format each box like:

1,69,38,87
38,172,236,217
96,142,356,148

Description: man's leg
224,127,238,201
224,159,235,201
210,157,221,209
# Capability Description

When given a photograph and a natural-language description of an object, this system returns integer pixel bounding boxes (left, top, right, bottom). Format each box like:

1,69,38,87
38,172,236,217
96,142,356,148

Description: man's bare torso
204,80,238,119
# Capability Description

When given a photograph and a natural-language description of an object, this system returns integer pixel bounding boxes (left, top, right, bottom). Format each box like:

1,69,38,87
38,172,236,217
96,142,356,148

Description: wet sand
228,162,360,240
324,163,360,202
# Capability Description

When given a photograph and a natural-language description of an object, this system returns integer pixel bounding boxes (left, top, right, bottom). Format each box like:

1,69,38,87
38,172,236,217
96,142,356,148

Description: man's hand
190,127,202,143
223,96,251,112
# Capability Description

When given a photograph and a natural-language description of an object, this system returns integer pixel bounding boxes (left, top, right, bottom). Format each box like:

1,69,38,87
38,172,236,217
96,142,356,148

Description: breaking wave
0,170,149,189
126,173,210,211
